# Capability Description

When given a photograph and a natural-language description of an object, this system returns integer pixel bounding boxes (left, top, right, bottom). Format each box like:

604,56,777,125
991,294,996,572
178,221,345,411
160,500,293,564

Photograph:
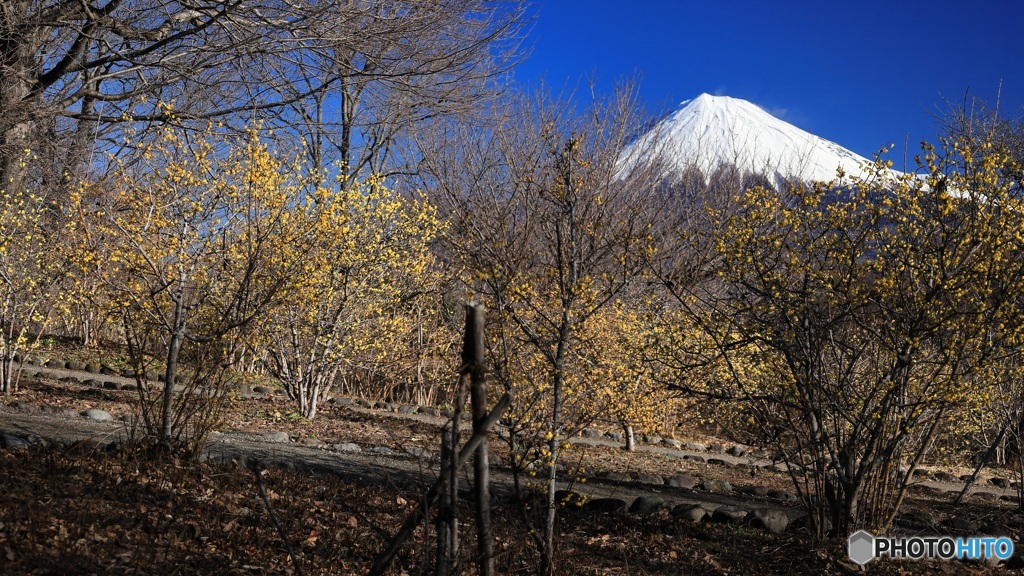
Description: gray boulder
671,503,708,523
710,506,748,525
747,508,789,533
635,473,664,485
81,409,113,422
584,498,625,514
682,441,706,451
0,433,29,450
662,438,683,449
767,489,798,503
737,484,770,497
727,445,749,457
405,446,432,459
555,490,585,508
629,496,667,515
262,431,290,443
702,479,732,494
667,473,700,490
332,442,361,453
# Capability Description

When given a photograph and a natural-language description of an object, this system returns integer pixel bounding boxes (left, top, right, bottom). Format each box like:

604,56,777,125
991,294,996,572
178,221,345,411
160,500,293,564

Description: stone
581,427,603,439
332,442,361,453
747,507,789,533
7,401,37,413
706,458,730,467
662,438,683,449
737,484,770,497
671,503,708,523
83,379,102,387
44,359,63,369
252,386,273,395
66,361,86,371
972,491,999,501
262,431,290,443
419,406,441,417
81,409,113,422
605,432,624,443
709,506,747,525
702,479,732,494
911,468,930,478
355,399,373,408
960,474,974,482
628,496,666,514
682,441,706,451
643,434,663,445
102,381,120,390
584,498,625,514
298,437,325,447
555,490,585,508
727,445,749,457
707,443,724,453
120,382,137,391
329,396,355,406
767,490,798,504
397,405,419,414
989,477,1009,489
0,433,29,450
371,446,396,456
99,366,117,376
932,471,956,483
405,447,432,459
635,473,664,485
667,473,700,490
602,471,631,482
680,454,705,463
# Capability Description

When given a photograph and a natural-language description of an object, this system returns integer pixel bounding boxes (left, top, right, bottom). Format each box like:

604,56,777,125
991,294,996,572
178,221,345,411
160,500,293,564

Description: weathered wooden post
465,302,494,576
370,301,504,576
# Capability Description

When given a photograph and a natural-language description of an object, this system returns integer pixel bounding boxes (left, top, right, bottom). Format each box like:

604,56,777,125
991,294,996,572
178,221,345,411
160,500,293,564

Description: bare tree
1,0,528,197
420,83,661,575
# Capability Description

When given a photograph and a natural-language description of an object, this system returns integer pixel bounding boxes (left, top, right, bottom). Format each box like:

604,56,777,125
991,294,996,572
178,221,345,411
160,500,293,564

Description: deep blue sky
514,1,1024,165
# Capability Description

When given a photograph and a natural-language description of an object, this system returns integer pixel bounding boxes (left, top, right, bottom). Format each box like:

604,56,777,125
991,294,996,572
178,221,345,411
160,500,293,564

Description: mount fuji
623,94,885,185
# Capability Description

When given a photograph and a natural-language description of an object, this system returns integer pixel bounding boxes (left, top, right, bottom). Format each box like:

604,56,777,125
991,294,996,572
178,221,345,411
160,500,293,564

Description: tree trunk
161,330,183,446
466,303,493,576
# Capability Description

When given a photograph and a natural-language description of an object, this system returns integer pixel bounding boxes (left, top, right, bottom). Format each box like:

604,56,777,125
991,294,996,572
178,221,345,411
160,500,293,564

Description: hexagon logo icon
848,530,875,566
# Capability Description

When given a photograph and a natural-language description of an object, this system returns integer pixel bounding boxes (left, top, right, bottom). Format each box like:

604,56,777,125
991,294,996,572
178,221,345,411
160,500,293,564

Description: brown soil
1,368,1022,575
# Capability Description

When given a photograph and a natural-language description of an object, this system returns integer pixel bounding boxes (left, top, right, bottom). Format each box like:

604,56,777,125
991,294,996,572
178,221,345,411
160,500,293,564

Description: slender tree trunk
162,325,184,446
623,424,635,451
466,303,493,576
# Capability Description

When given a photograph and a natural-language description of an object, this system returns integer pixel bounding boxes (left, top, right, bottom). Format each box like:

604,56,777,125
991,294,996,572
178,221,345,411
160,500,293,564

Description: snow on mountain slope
623,93,883,185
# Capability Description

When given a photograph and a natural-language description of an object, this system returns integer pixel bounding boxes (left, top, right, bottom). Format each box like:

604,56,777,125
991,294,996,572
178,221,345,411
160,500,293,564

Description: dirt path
4,361,1013,524
0,403,814,524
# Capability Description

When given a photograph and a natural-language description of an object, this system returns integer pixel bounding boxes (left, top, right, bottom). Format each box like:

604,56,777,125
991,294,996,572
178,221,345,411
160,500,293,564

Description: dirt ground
2,367,1024,574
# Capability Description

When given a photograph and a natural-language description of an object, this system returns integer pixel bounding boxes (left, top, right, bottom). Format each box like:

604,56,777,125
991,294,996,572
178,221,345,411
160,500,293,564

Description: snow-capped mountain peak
623,93,881,185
